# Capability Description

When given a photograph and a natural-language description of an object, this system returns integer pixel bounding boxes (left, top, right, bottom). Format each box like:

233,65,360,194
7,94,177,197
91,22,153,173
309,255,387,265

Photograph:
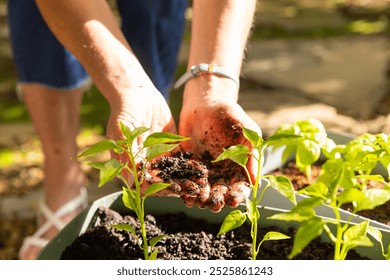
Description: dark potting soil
60,206,367,260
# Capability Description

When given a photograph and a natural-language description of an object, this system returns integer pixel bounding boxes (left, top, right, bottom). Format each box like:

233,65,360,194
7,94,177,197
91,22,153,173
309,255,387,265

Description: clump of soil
60,206,367,260
270,162,390,225
150,152,207,182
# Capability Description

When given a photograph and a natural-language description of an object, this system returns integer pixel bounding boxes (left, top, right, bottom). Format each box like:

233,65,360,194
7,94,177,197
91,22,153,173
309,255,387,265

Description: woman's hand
178,81,262,212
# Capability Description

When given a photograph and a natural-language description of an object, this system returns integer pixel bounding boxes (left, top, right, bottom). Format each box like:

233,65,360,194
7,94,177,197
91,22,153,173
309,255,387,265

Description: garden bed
60,206,367,260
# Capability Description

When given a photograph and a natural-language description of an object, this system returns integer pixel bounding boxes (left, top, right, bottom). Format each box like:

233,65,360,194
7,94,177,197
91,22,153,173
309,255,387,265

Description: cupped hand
177,93,262,212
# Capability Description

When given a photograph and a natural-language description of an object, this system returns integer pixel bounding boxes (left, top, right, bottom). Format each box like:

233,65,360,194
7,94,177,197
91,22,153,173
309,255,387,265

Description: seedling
78,123,189,260
269,122,390,259
213,127,300,260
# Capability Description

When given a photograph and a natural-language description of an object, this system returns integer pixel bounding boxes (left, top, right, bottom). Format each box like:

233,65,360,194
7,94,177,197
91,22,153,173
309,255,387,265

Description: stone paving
239,35,390,136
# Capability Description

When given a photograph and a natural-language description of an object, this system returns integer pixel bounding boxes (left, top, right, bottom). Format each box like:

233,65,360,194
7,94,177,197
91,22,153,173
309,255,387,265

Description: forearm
184,0,256,103
35,0,152,107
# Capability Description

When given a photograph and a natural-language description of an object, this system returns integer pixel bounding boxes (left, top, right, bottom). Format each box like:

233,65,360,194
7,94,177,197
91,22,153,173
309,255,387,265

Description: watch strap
173,63,239,89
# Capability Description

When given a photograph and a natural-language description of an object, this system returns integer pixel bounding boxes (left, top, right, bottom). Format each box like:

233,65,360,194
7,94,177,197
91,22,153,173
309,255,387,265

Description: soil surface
60,206,366,260
270,162,390,226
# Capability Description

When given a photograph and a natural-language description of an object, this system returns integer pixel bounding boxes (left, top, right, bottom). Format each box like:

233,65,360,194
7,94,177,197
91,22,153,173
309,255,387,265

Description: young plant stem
249,146,265,260
332,206,344,260
126,149,150,260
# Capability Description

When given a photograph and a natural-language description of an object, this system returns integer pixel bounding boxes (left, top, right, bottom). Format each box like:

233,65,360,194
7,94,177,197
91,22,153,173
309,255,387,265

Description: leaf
298,182,328,199
121,125,149,147
143,132,189,147
149,235,166,247
265,134,302,149
337,188,366,207
144,182,170,197
354,188,390,212
78,139,122,158
289,217,324,259
343,221,373,250
258,231,290,253
213,144,249,167
86,161,105,170
281,144,296,163
366,225,382,244
267,175,297,205
296,140,320,166
149,248,159,260
217,210,247,236
99,159,127,187
122,187,138,212
146,143,180,161
269,207,316,222
262,231,290,242
367,225,385,257
242,127,263,147
109,223,137,236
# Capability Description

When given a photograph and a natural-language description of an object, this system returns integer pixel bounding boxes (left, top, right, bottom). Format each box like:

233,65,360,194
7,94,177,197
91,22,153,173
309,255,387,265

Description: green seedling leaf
355,174,387,184
343,221,370,243
265,134,302,149
109,223,137,236
149,235,166,247
122,187,138,212
281,144,296,164
217,210,247,236
99,159,127,187
266,175,297,205
78,139,122,158
367,226,382,244
143,132,189,147
298,182,328,199
144,182,171,197
343,221,373,251
86,161,105,170
242,127,263,147
337,188,366,207
261,231,290,242
269,206,316,222
289,217,324,259
258,231,290,254
269,197,323,222
296,139,320,166
149,248,159,260
213,144,249,167
146,143,180,161
354,188,390,212
367,226,387,258
120,124,149,147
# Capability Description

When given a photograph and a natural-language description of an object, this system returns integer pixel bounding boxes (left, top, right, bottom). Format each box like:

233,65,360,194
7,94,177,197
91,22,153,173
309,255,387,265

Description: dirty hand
177,86,262,212
105,85,177,185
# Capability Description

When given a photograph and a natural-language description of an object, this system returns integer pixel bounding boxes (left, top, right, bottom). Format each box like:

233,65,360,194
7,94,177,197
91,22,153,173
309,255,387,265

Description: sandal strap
19,187,88,259
38,187,88,231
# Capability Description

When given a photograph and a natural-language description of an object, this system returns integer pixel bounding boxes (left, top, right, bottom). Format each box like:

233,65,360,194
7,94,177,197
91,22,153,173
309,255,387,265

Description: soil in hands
270,162,390,226
60,206,366,260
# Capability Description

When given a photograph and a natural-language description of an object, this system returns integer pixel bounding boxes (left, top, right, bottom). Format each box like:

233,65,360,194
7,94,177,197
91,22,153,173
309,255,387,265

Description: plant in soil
268,119,390,260
213,126,303,260
78,123,189,260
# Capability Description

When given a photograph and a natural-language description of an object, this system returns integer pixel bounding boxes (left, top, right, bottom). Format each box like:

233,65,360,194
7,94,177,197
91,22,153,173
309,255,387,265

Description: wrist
182,74,239,107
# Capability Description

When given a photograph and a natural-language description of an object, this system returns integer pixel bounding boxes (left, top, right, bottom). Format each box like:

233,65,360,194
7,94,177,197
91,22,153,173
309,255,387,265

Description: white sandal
19,187,88,259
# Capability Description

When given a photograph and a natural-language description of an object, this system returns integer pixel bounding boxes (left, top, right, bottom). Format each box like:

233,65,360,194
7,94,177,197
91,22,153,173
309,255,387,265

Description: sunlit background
1,0,390,259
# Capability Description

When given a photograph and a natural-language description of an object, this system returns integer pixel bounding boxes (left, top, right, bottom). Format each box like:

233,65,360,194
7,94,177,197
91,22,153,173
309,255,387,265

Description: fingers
137,153,251,212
